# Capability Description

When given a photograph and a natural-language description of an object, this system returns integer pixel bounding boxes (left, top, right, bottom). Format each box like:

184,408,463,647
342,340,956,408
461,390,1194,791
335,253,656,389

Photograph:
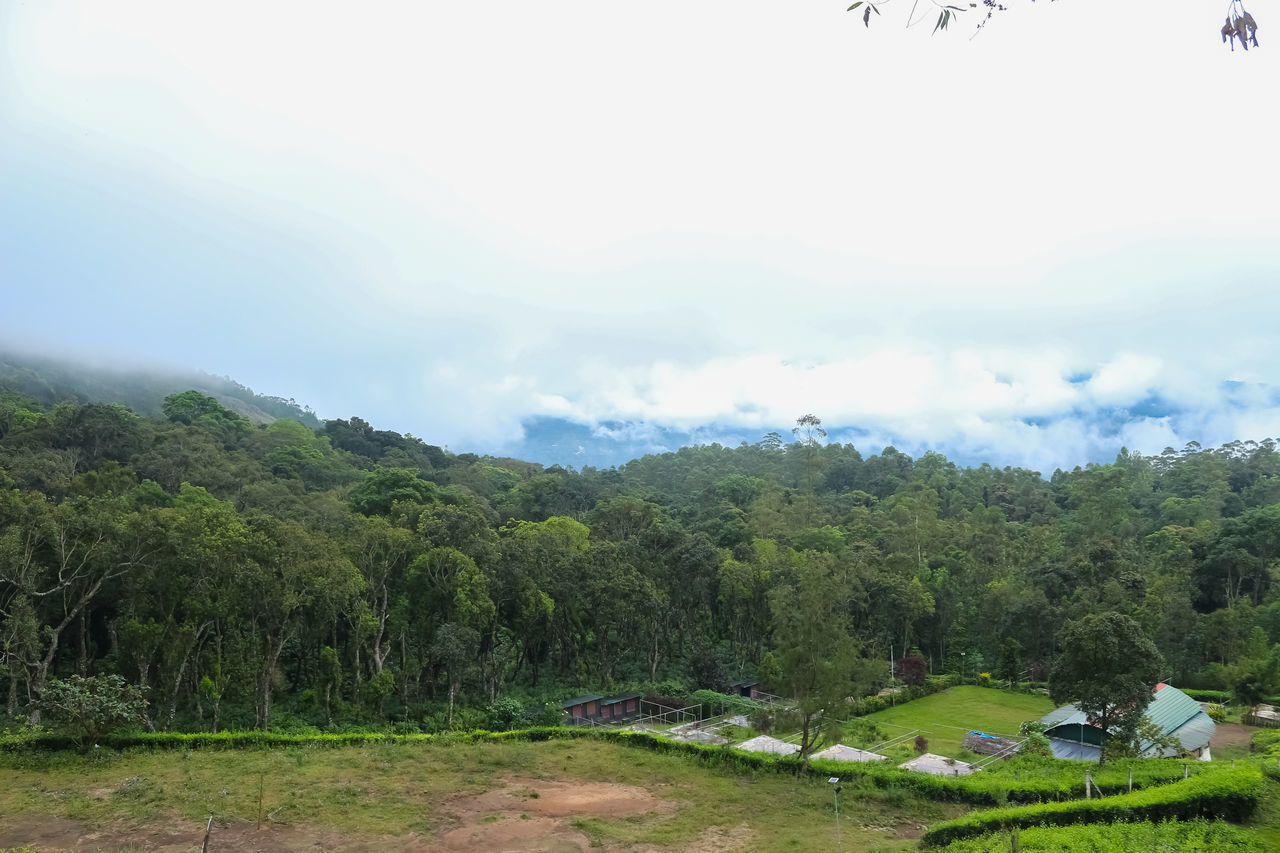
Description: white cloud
4,3,1280,472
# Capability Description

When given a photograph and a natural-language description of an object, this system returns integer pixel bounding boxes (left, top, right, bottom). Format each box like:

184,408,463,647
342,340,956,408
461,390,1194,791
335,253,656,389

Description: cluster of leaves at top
1223,2,1261,51
2,370,1280,739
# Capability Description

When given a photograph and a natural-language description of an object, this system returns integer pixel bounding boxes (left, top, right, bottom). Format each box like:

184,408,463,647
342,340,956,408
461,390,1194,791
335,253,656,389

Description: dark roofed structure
561,693,603,723
1040,683,1215,761
599,691,642,722
561,691,642,725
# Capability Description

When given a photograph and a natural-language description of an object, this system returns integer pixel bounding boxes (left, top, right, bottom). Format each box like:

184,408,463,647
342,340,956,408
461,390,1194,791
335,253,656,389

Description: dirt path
1210,721,1256,749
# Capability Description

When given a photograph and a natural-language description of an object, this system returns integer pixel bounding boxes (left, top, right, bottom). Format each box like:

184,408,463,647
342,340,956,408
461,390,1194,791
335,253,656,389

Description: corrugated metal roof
1048,739,1101,761
561,693,603,708
1040,685,1215,756
1142,684,1209,750
1040,703,1083,727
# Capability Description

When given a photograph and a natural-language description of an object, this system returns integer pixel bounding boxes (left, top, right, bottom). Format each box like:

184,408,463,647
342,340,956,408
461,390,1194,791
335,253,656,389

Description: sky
2,1,1279,473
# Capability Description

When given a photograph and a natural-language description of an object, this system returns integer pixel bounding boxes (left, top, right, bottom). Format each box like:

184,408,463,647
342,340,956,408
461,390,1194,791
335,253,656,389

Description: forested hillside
0,350,319,428
1,377,1278,733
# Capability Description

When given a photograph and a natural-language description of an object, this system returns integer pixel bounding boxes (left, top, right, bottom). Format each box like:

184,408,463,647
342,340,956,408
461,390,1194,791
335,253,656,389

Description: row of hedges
844,674,961,717
0,724,1233,809
934,818,1264,852
920,767,1264,847
1179,688,1280,705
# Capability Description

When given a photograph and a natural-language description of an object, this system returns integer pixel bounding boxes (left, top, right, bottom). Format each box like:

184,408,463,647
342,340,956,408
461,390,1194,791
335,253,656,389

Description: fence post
201,813,213,853
1085,772,1092,799
1010,826,1020,852
1183,764,1189,780
1128,767,1132,793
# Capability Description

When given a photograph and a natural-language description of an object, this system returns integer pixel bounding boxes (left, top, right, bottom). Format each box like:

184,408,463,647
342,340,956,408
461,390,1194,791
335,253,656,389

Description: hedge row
919,767,1264,847
0,724,1232,809
845,674,960,717
1179,688,1280,705
934,818,1264,852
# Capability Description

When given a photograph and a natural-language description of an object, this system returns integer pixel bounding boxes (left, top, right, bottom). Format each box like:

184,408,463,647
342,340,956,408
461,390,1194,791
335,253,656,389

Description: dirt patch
0,778,681,852
667,823,753,852
0,816,89,851
0,815,438,853
457,778,677,819
438,777,679,851
1211,721,1256,749
892,820,928,839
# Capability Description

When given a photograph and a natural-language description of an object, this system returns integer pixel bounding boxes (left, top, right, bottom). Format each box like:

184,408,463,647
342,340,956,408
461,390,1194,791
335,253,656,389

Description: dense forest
1,373,1278,734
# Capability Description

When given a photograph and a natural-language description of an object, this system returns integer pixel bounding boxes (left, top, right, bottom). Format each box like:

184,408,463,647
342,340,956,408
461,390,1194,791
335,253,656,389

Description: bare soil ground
0,777,718,853
1210,721,1256,750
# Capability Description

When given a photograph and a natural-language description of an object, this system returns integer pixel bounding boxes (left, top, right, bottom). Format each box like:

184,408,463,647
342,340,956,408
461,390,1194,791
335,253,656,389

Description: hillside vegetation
1,359,1279,737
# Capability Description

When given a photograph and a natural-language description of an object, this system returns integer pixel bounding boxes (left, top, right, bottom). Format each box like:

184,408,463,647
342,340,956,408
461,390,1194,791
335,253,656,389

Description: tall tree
1049,612,1165,765
768,550,868,757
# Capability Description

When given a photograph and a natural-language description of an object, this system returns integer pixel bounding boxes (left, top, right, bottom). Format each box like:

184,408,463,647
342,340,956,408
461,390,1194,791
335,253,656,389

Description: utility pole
828,778,843,853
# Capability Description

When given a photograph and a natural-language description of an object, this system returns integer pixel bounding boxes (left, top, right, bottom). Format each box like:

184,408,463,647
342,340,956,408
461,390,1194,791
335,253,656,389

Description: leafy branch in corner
1222,0,1260,51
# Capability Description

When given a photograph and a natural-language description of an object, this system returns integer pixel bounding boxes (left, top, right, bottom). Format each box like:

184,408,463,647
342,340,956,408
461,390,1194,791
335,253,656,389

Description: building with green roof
1039,683,1215,761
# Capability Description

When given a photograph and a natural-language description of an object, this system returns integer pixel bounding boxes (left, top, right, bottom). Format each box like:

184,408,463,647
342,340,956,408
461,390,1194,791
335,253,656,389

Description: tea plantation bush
920,768,1264,847
935,818,1263,852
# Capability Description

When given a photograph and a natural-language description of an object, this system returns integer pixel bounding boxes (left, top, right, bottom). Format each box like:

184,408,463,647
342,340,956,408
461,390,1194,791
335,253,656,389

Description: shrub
934,818,1264,852
896,655,927,686
688,689,757,718
40,675,146,748
1206,703,1227,723
977,673,992,686
485,698,528,732
920,768,1264,847
914,735,929,753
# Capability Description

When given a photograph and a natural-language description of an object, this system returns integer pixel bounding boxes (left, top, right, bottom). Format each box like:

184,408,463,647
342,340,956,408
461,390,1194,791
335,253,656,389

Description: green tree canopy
1049,612,1166,765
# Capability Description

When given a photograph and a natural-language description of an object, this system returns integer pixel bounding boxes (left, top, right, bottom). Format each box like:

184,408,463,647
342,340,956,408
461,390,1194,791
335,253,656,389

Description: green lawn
0,737,961,852
849,686,1056,761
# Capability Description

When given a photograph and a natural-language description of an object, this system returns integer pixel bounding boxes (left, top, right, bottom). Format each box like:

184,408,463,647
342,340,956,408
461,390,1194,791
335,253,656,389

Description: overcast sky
3,1,1278,472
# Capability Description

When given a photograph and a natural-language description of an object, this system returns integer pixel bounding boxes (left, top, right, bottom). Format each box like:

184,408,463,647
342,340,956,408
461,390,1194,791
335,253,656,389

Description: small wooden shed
599,691,642,722
561,693,603,723
728,680,759,700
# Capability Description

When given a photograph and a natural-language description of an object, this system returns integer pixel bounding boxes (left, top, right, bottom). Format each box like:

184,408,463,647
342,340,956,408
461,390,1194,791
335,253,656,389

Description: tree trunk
166,623,210,730
256,631,289,730
371,583,389,674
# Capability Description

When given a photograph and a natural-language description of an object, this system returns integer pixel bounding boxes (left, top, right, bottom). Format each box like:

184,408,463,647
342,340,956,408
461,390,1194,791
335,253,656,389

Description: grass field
849,686,1056,761
0,737,964,852
1,686,1272,852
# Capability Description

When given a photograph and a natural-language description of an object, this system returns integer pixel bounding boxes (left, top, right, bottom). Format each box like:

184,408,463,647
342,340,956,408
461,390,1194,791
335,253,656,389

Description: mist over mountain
6,347,1278,475
0,349,318,429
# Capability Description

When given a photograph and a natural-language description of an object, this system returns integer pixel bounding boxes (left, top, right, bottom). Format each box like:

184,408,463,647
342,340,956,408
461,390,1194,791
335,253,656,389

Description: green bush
920,768,1264,847
484,697,529,732
935,818,1264,852
40,674,147,747
1251,728,1280,759
688,689,757,718
1180,688,1231,703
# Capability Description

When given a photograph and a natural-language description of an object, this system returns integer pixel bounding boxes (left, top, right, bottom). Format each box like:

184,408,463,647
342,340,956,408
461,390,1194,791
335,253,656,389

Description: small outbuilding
811,744,887,763
599,691,642,723
735,735,800,755
728,680,760,700
898,752,974,776
561,693,604,724
1244,704,1279,729
1039,683,1215,761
